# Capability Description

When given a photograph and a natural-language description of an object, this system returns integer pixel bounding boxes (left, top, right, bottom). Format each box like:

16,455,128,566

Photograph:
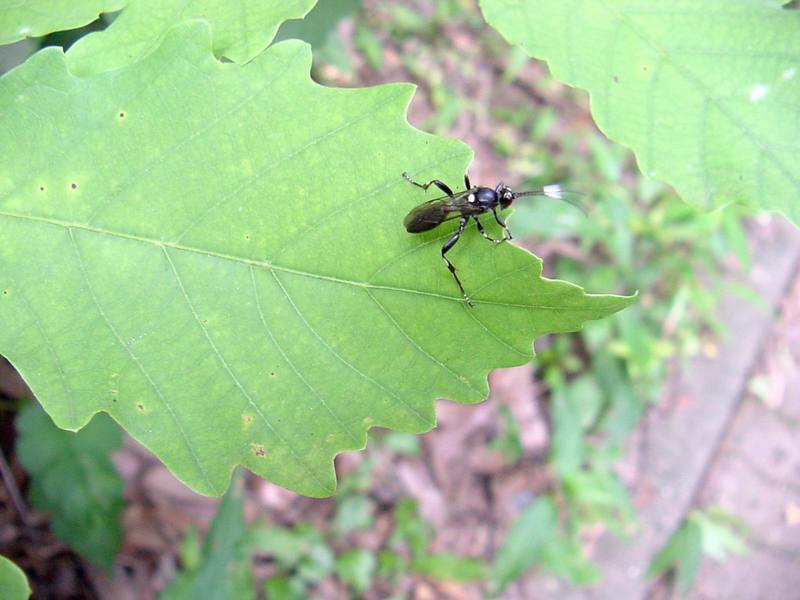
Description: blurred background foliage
0,0,757,597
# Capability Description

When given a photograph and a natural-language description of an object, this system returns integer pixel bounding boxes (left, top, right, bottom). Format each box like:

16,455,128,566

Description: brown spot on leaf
252,443,266,457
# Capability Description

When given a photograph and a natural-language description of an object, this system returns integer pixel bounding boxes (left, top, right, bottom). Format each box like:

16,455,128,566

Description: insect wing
403,197,463,233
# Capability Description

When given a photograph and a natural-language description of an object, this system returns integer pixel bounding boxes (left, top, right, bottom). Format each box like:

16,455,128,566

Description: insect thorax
475,187,498,207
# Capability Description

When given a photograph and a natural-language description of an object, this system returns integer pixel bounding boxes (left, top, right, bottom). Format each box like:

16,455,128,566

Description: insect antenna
514,184,587,215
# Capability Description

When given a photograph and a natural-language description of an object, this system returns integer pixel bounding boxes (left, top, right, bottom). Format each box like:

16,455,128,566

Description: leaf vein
249,265,361,447
11,279,77,422
270,270,432,427
364,288,483,398
601,0,800,194
1,210,597,309
67,229,217,493
162,247,330,491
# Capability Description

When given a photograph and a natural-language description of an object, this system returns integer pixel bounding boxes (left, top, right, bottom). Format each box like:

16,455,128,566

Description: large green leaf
0,21,632,497
0,0,126,45
15,403,124,571
65,0,318,75
480,0,800,226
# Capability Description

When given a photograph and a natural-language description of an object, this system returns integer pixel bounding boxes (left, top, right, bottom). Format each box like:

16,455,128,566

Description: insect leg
441,217,474,307
474,216,502,244
402,172,454,197
492,208,513,240
464,173,471,189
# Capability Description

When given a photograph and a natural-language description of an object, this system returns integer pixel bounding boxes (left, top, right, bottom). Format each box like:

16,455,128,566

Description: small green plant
162,449,486,598
490,495,600,596
648,508,748,595
15,402,124,572
489,405,523,463
160,475,254,600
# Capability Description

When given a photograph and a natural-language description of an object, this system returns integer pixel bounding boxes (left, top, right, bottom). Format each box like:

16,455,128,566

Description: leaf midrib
0,209,607,311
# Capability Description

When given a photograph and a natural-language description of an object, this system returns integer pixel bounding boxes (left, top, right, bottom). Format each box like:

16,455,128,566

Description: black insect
402,171,579,307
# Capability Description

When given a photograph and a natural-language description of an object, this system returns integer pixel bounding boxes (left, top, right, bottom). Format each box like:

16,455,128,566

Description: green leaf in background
15,402,123,572
381,431,420,455
538,535,600,585
335,549,377,595
355,22,384,71
250,525,310,568
694,508,748,560
0,19,632,497
491,496,558,595
177,526,202,572
65,0,318,75
160,475,253,600
0,556,31,600
0,0,126,45
297,540,336,583
562,469,635,535
263,576,306,600
334,494,375,534
480,0,800,226
549,387,585,477
391,499,431,559
647,517,703,595
648,509,747,594
489,404,523,463
410,553,488,582
274,0,361,71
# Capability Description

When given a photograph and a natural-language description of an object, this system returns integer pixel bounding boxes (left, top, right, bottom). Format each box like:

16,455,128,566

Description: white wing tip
543,184,563,199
